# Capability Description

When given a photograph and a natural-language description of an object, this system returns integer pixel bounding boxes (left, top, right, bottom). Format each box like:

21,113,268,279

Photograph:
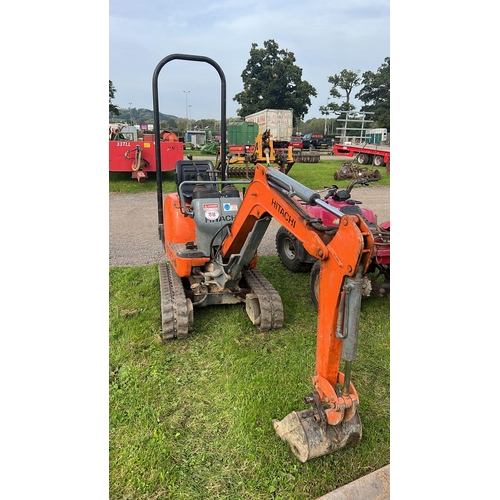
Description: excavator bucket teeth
273,408,362,463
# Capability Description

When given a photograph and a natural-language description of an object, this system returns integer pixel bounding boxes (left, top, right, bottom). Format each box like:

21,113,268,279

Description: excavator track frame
158,262,193,340
242,269,284,331
159,262,284,339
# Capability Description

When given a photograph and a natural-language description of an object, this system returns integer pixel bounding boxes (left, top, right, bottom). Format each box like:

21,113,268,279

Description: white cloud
109,0,389,120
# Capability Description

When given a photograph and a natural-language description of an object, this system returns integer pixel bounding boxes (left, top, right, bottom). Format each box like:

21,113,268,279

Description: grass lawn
109,155,390,498
109,257,390,499
109,158,390,194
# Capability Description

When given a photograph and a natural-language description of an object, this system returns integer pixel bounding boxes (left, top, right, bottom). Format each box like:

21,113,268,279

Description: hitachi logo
272,198,296,228
205,215,235,223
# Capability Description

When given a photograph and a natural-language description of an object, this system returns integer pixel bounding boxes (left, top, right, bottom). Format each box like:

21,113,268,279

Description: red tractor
276,178,390,306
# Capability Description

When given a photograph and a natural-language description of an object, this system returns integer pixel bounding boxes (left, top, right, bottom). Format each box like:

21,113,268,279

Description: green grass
109,159,389,194
109,171,178,194
109,256,389,499
287,159,389,190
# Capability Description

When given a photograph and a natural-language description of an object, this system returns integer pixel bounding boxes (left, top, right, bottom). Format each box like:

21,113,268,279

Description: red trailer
109,135,184,183
333,143,390,167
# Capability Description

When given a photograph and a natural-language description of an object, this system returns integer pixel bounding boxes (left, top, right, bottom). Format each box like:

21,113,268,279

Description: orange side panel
163,193,196,244
167,255,210,278
162,193,210,277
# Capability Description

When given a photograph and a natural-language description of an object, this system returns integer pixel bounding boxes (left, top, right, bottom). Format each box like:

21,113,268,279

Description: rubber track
158,262,189,340
243,269,284,331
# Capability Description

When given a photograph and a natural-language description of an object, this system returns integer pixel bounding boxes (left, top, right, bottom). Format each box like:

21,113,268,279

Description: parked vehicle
109,129,183,183
276,178,390,304
333,142,390,167
244,109,293,149
289,136,303,150
301,133,331,150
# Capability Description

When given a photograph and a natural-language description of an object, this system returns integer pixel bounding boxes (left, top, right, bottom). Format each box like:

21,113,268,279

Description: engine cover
191,186,242,256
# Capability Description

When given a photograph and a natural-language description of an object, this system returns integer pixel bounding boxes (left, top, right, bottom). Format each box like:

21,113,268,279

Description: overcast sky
109,0,389,122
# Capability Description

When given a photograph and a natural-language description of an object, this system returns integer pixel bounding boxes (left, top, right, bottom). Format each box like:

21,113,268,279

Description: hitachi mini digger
152,54,375,462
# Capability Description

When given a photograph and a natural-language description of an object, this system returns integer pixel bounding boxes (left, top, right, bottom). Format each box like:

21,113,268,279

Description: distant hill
110,107,177,125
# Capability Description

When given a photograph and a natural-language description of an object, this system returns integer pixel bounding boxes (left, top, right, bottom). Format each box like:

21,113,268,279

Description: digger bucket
272,222,373,462
273,407,362,462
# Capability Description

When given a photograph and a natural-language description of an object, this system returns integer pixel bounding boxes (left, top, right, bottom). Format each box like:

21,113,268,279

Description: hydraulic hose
267,167,344,219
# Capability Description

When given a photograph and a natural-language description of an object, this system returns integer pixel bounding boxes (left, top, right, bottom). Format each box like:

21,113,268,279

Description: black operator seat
174,160,217,202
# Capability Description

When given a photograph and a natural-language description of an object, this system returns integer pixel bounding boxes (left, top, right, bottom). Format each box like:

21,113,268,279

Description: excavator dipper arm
220,164,374,462
220,165,334,261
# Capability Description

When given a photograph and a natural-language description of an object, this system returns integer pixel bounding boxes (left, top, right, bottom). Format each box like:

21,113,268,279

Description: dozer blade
273,408,362,463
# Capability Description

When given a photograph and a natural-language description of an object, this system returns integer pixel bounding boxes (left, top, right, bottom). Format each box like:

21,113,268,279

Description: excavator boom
217,164,374,461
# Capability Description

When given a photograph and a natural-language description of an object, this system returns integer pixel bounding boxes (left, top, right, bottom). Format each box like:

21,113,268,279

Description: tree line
110,39,389,135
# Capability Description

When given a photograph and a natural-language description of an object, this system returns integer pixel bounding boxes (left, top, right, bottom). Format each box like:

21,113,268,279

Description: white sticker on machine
223,202,238,211
203,203,220,220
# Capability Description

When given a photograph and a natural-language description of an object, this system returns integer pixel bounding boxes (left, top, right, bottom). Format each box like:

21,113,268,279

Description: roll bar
152,54,227,241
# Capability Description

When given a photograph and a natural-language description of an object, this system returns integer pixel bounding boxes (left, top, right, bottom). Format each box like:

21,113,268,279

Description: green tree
325,69,361,115
233,39,317,124
323,69,361,141
356,57,390,130
109,80,120,117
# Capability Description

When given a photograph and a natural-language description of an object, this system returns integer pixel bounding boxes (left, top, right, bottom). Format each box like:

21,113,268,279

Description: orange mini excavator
152,54,375,462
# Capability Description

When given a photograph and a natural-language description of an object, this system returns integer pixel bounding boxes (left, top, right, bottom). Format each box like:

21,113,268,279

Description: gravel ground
109,185,390,267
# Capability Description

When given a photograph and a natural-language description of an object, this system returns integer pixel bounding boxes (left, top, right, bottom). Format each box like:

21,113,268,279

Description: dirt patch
109,186,390,267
